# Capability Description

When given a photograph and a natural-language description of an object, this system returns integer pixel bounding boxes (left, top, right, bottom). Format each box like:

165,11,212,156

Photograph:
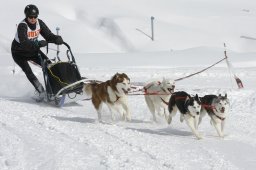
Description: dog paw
180,115,184,123
196,134,203,140
126,115,132,122
97,119,103,124
167,117,172,124
180,118,184,123
121,114,126,121
219,134,225,138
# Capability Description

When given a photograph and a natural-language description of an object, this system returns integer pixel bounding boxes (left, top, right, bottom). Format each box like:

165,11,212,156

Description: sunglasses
28,16,38,19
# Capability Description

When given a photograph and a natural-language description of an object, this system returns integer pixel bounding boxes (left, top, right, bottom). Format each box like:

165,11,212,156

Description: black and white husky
199,94,230,137
166,91,202,139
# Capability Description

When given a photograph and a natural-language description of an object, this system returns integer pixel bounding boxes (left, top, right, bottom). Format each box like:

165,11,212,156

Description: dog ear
122,73,130,81
195,94,202,103
160,77,166,87
195,94,199,100
195,94,198,98
225,93,227,98
112,73,119,81
113,72,118,77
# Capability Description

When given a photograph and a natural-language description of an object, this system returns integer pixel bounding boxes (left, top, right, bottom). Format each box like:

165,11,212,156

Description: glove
55,35,63,45
38,40,47,48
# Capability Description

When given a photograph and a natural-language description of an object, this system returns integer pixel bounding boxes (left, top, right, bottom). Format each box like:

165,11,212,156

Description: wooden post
224,43,244,89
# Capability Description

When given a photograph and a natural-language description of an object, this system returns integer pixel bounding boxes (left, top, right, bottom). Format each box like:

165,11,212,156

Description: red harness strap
144,82,172,105
143,84,153,95
202,104,225,121
202,104,215,110
144,81,161,90
143,81,170,95
160,94,187,106
175,96,187,100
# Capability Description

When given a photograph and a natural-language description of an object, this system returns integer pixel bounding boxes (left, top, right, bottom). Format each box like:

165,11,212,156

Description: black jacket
11,18,58,58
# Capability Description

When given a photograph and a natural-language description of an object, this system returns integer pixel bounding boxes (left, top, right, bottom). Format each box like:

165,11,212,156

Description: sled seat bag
47,62,82,94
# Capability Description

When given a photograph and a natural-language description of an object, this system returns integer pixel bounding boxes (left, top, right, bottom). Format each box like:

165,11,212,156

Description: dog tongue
168,88,173,93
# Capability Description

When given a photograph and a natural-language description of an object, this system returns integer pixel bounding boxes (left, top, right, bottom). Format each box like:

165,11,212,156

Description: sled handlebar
46,41,70,50
46,41,76,63
62,42,70,50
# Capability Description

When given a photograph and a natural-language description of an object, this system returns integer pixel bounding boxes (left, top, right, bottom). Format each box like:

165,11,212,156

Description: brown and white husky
84,73,131,122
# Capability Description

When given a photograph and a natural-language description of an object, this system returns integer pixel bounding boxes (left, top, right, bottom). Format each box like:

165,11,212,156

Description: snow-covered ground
1,53,256,169
1,0,256,169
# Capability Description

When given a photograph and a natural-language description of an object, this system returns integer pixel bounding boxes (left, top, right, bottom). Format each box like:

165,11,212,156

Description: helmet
24,4,39,17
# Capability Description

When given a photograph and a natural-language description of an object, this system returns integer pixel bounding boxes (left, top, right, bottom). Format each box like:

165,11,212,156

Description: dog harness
114,94,120,102
202,104,225,120
175,96,187,100
143,82,159,95
173,95,192,116
144,81,173,106
160,97,169,105
143,81,172,95
202,104,216,112
215,115,225,121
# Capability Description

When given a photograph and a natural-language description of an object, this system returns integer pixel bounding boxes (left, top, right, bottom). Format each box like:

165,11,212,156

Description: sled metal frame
41,42,86,106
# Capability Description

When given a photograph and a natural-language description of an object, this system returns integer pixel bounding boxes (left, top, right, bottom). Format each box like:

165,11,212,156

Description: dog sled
40,42,90,107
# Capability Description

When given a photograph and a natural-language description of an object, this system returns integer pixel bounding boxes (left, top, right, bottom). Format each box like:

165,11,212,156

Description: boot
37,83,45,94
34,80,45,102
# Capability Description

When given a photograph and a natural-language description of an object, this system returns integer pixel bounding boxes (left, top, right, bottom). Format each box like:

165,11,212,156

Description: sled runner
40,42,88,107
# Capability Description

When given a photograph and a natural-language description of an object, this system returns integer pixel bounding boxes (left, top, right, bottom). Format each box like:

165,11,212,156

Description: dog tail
83,83,93,97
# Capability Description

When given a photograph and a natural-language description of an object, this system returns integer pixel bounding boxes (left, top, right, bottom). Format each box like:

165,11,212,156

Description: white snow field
1,0,256,169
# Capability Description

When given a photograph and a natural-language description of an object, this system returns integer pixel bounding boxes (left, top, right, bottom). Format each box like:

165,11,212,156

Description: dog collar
215,114,225,121
186,111,195,118
202,104,225,120
114,92,121,102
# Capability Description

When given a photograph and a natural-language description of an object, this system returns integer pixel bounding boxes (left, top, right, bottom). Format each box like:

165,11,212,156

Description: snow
1,0,256,169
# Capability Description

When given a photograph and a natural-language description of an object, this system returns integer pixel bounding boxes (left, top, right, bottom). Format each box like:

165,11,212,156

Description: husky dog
166,91,202,139
144,78,175,122
84,73,131,122
199,94,230,137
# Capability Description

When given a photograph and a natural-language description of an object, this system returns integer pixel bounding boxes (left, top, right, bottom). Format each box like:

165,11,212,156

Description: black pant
12,50,49,90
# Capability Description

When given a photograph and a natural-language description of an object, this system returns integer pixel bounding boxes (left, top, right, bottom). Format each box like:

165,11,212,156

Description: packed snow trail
1,87,256,170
